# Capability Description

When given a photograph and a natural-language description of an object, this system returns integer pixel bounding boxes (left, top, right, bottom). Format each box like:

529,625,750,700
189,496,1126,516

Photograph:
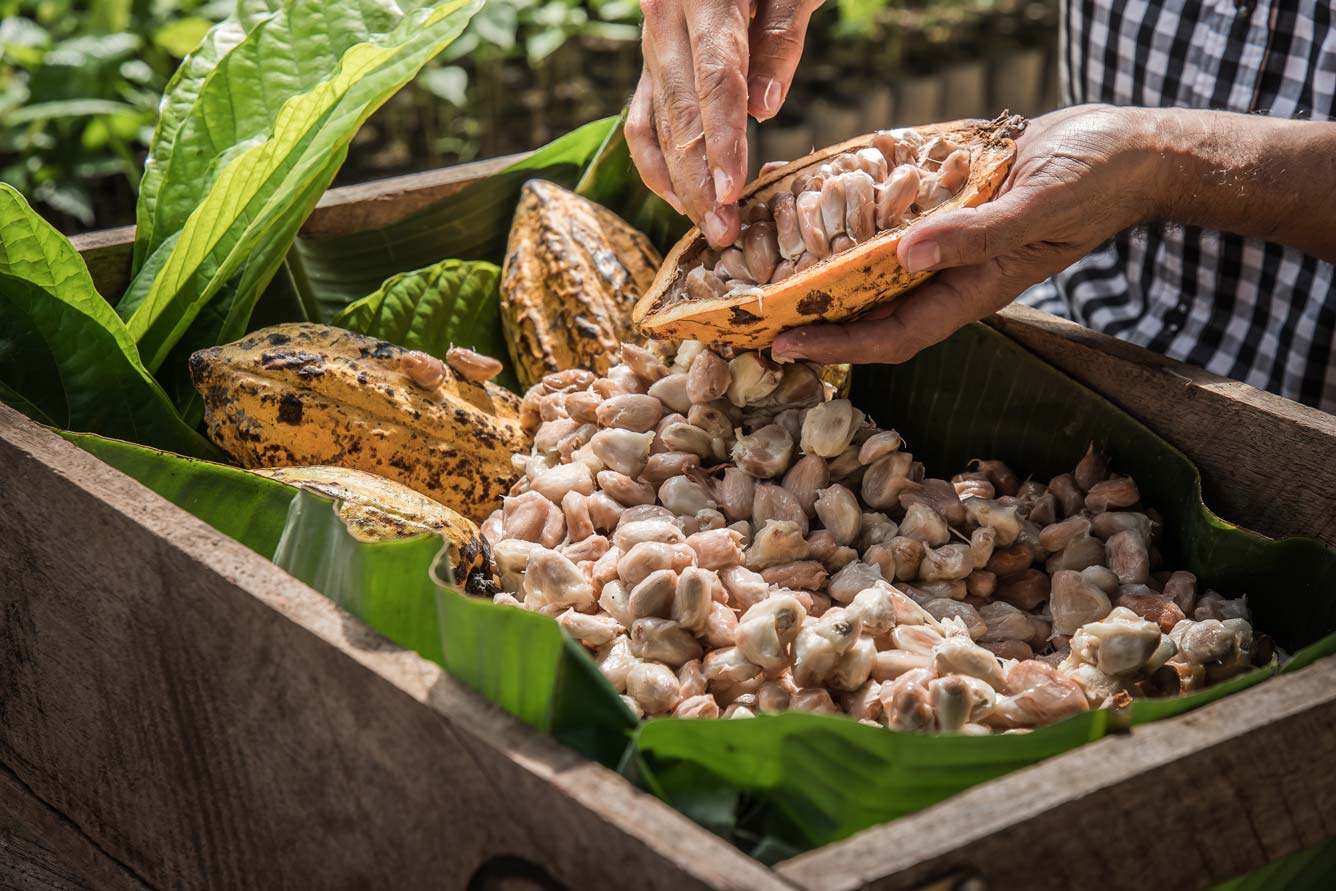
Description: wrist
1130,108,1206,224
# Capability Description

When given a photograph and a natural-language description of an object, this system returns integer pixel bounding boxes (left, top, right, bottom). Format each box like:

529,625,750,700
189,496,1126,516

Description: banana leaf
61,432,634,767
1210,837,1336,891
629,321,1336,856
330,258,520,392
283,115,625,313
0,186,221,460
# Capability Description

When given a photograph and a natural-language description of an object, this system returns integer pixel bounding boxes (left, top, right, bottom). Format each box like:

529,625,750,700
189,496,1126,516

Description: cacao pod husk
501,179,662,389
190,323,528,523
634,114,1025,347
254,465,498,596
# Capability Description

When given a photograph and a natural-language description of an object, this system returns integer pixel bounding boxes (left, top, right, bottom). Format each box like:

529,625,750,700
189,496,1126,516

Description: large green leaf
64,433,634,767
131,0,417,267
628,321,1336,856
284,115,621,312
0,185,220,459
131,0,285,270
331,258,519,391
119,0,484,382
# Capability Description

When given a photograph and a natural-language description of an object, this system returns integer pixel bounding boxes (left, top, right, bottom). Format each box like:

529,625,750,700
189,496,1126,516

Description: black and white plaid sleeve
1018,0,1336,412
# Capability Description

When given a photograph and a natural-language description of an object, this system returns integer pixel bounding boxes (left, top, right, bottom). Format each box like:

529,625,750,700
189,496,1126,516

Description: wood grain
0,760,150,891
0,405,795,891
777,652,1336,891
990,306,1336,546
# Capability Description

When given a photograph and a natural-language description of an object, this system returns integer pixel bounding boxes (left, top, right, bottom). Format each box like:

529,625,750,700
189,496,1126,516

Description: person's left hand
770,104,1166,364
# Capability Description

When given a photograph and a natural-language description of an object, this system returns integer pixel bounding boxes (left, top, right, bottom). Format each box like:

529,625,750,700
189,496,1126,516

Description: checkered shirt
1020,0,1336,411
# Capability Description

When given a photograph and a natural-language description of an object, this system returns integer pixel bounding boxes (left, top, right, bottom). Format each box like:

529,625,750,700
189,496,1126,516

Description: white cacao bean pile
682,128,971,302
484,343,1269,733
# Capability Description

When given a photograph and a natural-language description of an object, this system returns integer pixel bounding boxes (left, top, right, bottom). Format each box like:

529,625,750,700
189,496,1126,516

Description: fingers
626,74,683,213
641,1,712,218
748,0,821,121
685,0,749,206
771,262,1012,365
896,190,1037,273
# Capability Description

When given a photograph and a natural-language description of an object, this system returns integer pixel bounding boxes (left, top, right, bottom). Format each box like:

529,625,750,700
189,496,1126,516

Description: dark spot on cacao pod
357,371,368,385
797,291,833,315
359,341,398,360
260,349,323,371
267,332,292,346
277,393,304,425
730,306,762,325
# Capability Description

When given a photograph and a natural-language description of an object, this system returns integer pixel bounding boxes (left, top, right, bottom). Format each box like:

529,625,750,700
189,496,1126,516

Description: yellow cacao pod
500,179,662,389
190,323,528,523
254,465,498,595
635,114,1024,347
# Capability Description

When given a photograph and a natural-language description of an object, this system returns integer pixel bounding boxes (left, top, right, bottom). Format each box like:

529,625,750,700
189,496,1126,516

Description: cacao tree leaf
331,258,518,391
131,0,388,268
628,321,1336,856
283,115,620,313
132,0,285,270
119,0,483,380
0,185,221,458
63,433,635,768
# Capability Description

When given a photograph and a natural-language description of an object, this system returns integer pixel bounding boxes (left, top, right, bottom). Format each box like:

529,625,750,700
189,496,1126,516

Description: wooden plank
0,405,796,891
68,154,528,300
68,225,136,305
775,654,1336,891
990,305,1336,546
299,154,525,238
0,764,148,891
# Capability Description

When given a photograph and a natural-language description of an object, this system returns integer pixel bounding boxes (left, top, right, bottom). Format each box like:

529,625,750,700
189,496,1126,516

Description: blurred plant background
0,0,1059,235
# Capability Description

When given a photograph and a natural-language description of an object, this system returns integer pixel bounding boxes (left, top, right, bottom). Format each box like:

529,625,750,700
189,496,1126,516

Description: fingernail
712,168,734,204
663,190,685,214
749,76,782,120
701,209,729,247
905,241,941,273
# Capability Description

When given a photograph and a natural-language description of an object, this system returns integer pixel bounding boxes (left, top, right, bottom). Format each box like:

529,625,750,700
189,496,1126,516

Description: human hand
770,105,1164,364
626,0,824,249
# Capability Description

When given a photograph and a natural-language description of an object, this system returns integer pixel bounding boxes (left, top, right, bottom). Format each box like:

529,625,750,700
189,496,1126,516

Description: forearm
1140,108,1336,263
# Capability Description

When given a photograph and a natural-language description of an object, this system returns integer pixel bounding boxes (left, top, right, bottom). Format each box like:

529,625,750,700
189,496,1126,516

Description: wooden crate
4,162,1336,891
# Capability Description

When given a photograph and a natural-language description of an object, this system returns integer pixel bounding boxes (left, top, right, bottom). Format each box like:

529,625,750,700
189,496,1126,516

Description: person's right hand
626,0,823,249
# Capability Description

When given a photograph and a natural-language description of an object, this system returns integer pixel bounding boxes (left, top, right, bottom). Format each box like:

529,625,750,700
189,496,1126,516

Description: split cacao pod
190,323,528,523
501,179,662,389
255,465,498,596
633,114,1025,347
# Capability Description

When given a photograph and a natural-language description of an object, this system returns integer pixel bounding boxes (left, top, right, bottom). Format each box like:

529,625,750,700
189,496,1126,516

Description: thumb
747,0,821,121
896,189,1036,274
